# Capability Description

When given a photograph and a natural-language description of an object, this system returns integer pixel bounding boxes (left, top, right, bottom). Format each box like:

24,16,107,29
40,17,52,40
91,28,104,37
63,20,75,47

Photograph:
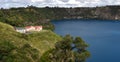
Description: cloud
60,0,69,2
0,0,120,8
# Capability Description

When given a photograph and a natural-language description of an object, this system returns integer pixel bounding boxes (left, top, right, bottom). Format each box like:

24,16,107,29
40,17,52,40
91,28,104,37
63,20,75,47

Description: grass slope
0,22,27,47
0,22,62,62
27,30,62,54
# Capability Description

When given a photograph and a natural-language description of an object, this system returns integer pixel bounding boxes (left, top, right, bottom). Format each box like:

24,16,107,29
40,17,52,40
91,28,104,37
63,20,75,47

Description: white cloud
60,0,69,2
0,0,120,8
31,0,44,2
68,0,79,4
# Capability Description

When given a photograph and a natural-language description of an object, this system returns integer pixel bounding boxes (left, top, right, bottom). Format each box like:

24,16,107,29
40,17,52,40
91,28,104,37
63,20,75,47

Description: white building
15,26,43,33
15,27,26,33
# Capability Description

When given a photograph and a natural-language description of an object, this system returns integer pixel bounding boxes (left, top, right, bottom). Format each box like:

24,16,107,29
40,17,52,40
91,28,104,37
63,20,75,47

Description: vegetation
0,22,62,62
0,7,55,30
0,5,120,31
26,30,62,54
40,35,90,62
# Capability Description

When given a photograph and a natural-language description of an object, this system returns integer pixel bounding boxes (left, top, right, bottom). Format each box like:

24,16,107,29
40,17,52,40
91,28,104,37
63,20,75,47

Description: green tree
40,35,90,62
73,37,90,62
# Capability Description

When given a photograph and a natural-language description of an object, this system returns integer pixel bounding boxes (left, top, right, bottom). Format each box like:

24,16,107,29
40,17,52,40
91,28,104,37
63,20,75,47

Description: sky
0,0,120,8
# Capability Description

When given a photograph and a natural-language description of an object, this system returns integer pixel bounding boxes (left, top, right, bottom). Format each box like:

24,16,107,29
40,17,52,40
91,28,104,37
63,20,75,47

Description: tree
40,35,90,62
73,37,90,62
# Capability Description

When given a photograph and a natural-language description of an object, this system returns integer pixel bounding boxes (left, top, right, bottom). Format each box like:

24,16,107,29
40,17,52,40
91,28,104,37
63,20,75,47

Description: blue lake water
52,19,120,62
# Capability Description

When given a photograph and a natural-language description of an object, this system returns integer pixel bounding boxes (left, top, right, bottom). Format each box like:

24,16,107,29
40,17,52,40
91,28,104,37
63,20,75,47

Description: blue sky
0,0,120,8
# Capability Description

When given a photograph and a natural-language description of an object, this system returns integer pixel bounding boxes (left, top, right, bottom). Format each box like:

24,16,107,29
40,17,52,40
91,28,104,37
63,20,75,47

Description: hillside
10,5,120,21
0,22,62,62
0,7,55,30
26,30,62,54
0,5,120,30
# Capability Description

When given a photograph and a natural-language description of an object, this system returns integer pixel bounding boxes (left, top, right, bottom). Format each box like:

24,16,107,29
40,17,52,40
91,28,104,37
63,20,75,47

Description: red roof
34,26,42,29
25,26,42,29
25,26,33,29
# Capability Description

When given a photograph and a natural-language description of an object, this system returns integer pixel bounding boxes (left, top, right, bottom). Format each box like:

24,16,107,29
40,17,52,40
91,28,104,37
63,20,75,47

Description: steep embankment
0,22,62,62
0,5,120,29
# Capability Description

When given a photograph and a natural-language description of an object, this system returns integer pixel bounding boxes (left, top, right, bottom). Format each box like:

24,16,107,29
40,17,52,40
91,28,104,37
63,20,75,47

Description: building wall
16,29,26,33
15,26,42,33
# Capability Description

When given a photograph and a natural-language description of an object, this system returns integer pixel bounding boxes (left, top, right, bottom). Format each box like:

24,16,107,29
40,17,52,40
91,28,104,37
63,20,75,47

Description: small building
15,26,42,33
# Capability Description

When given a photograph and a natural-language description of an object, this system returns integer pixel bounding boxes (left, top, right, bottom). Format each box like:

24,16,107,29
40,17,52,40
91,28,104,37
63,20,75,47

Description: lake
52,19,120,62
